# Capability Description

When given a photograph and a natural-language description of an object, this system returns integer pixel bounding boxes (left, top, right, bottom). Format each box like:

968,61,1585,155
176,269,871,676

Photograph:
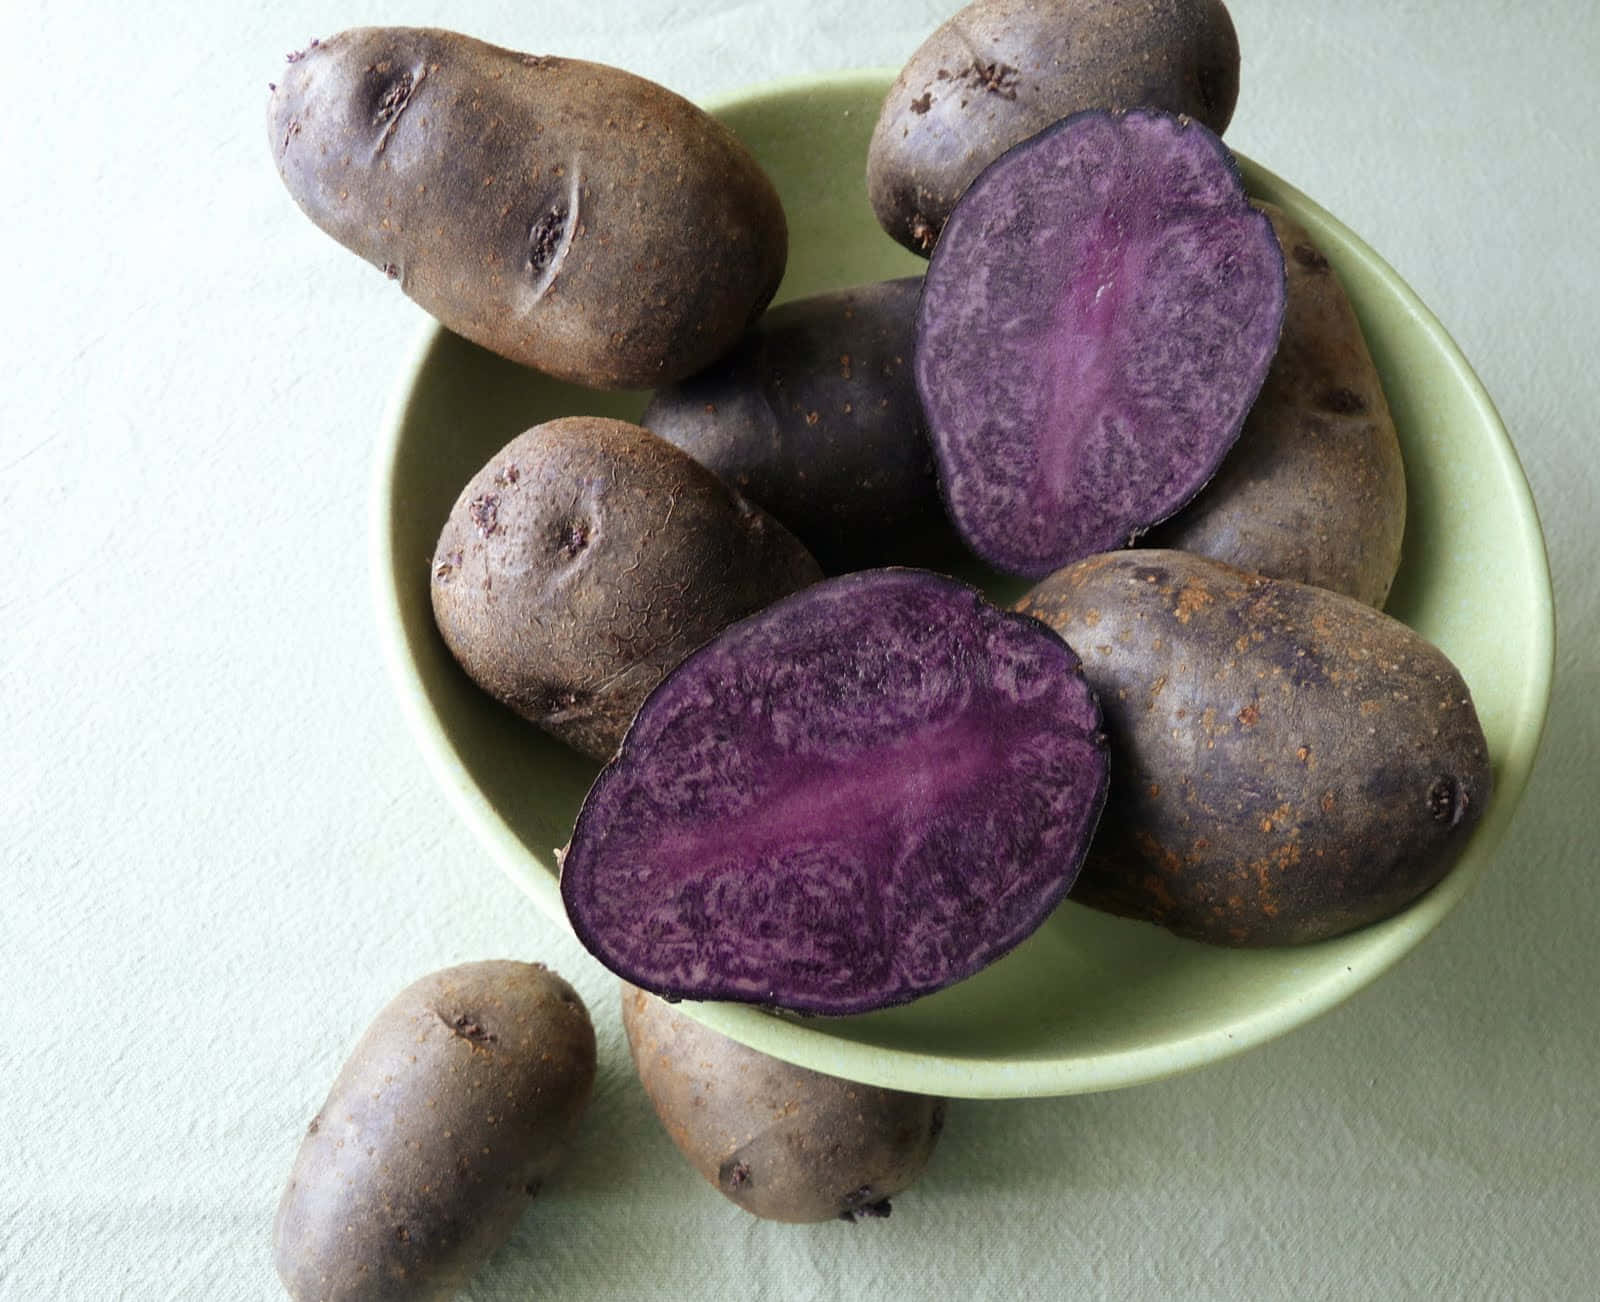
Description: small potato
1017,550,1493,946
622,986,945,1223
268,28,787,388
1144,204,1406,606
868,0,1240,254
273,961,596,1302
430,417,822,761
643,278,961,573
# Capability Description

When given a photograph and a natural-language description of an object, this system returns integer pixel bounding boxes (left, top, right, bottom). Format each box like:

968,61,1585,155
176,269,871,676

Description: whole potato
622,986,945,1222
643,277,962,573
868,0,1240,254
1144,204,1406,606
431,417,822,761
268,27,787,388
273,961,595,1302
1017,550,1492,946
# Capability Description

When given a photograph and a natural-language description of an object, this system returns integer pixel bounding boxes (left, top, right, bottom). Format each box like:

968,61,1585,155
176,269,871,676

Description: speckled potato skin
643,277,962,573
621,986,945,1223
1144,204,1406,606
868,0,1240,255
273,962,596,1302
431,417,822,761
268,27,787,388
1016,551,1493,946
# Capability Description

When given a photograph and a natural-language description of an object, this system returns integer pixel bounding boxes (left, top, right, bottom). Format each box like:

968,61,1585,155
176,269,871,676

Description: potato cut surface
560,569,1108,1014
916,108,1284,578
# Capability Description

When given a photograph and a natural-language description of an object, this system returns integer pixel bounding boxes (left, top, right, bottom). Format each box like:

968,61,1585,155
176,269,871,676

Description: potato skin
643,278,961,573
868,0,1240,255
268,27,787,388
621,986,945,1223
1016,551,1492,946
1144,205,1406,606
430,417,822,761
273,962,596,1302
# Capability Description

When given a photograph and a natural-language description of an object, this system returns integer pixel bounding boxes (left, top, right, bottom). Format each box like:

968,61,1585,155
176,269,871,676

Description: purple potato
868,0,1241,255
916,107,1286,580
273,962,595,1302
431,418,822,762
622,985,945,1223
643,278,962,574
1017,550,1493,946
268,28,786,388
1143,203,1406,607
559,568,1109,1015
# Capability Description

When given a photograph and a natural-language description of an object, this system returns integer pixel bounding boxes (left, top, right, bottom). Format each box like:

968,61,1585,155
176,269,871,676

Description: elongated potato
431,417,822,761
273,962,595,1302
268,27,787,388
868,0,1240,255
1017,550,1492,946
1144,204,1406,606
622,986,945,1223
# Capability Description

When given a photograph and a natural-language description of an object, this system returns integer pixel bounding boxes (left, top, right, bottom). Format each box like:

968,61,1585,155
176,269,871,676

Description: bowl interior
373,71,1553,1099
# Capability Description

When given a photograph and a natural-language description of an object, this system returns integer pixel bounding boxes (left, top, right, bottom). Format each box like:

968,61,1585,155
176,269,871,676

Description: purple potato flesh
916,108,1286,579
559,569,1109,1015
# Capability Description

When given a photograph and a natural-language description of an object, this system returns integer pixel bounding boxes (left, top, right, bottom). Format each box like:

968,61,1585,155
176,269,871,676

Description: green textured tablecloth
5,2,1594,1297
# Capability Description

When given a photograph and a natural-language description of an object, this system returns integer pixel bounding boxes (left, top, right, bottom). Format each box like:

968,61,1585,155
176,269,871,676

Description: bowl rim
370,68,1555,1099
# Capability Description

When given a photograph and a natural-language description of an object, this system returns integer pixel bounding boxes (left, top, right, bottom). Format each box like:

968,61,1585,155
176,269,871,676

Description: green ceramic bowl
372,70,1553,1100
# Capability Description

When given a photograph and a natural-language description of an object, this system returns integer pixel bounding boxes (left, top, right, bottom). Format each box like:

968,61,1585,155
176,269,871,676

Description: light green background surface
3,2,1594,1298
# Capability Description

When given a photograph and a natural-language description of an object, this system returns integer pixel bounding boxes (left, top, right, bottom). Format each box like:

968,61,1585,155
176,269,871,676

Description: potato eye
1428,775,1468,826
528,207,568,273
372,70,415,126
553,518,590,559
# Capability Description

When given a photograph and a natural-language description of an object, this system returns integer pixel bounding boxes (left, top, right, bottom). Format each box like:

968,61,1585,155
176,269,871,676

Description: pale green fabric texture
3,2,1595,1298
